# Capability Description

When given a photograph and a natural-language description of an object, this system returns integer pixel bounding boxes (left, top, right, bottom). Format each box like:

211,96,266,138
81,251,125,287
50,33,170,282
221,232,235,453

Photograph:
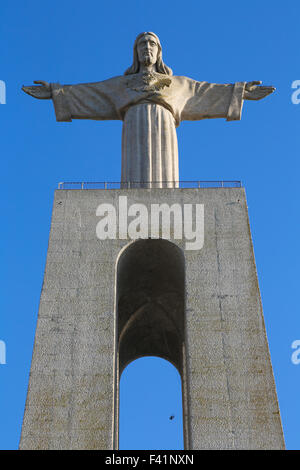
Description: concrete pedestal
19,188,285,449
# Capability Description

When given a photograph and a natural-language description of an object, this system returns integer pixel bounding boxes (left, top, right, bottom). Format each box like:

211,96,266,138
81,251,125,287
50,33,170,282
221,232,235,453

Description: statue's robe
50,73,246,187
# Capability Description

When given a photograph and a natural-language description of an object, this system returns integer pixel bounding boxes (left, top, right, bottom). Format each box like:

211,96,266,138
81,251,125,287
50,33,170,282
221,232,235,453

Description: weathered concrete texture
19,188,285,449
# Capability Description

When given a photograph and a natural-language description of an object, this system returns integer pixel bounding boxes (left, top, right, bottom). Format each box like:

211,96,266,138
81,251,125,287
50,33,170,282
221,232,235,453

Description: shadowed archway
114,239,189,449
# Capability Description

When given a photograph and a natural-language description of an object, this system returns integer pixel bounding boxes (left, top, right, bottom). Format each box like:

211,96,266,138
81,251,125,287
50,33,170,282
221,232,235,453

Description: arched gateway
114,239,189,448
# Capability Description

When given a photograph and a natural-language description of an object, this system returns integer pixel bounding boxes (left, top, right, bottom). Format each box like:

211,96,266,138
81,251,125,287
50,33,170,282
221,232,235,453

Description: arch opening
119,357,184,450
114,239,189,449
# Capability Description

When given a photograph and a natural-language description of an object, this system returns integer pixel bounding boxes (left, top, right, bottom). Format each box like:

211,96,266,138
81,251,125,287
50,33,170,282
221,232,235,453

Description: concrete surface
19,187,285,449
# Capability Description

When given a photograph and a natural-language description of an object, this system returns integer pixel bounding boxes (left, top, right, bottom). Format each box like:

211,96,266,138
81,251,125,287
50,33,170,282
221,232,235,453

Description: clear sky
0,0,299,450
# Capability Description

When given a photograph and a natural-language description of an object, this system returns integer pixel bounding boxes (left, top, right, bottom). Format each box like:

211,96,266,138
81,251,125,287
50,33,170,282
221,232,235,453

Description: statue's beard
141,55,153,66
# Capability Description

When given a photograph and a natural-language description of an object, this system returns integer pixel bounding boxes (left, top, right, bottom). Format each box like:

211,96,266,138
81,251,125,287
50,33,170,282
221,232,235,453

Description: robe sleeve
50,80,121,122
180,80,246,122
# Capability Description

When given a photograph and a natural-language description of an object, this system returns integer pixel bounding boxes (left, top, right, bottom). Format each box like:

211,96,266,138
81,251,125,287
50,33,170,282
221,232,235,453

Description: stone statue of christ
23,32,274,188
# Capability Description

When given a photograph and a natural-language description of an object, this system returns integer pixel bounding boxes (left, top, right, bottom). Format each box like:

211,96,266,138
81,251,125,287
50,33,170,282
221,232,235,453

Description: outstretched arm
180,80,246,122
22,79,120,122
180,78,275,124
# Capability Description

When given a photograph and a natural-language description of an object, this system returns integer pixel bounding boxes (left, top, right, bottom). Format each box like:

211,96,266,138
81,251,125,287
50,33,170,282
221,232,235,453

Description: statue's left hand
243,81,275,100
22,80,52,99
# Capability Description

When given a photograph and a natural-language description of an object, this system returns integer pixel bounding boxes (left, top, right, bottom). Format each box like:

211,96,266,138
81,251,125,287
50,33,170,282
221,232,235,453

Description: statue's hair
124,32,172,76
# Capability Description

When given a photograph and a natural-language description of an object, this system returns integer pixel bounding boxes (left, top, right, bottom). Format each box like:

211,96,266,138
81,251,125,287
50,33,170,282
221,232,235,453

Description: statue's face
136,34,159,67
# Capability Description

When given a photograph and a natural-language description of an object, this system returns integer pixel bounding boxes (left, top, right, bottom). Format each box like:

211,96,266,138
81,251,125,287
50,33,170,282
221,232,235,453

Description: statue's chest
126,72,172,93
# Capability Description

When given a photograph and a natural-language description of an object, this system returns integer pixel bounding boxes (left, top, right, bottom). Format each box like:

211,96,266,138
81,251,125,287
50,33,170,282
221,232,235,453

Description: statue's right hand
33,80,51,90
22,80,52,99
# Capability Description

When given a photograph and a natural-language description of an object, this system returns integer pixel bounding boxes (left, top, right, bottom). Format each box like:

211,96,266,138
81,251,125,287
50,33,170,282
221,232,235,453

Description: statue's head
124,32,172,76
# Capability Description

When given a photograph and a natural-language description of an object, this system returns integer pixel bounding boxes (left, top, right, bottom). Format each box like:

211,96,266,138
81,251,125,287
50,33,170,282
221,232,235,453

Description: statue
22,32,275,188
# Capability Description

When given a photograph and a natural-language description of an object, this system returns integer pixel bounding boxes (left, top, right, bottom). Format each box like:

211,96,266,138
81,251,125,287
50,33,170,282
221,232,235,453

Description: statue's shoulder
76,75,128,95
172,75,205,84
85,75,127,88
171,75,206,92
103,75,126,84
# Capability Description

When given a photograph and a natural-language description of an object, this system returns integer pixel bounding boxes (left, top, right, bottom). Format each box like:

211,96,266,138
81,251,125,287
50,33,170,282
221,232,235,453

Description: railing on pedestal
57,180,242,189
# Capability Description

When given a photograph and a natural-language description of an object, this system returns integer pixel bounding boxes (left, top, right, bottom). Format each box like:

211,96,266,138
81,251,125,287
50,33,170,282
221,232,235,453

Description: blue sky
0,0,300,450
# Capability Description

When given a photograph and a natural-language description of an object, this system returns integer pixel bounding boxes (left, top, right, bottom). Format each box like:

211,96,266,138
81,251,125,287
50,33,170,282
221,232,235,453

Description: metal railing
58,180,242,190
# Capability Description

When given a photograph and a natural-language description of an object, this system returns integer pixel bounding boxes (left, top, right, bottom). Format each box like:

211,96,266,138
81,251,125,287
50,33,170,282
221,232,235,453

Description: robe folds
50,74,246,187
